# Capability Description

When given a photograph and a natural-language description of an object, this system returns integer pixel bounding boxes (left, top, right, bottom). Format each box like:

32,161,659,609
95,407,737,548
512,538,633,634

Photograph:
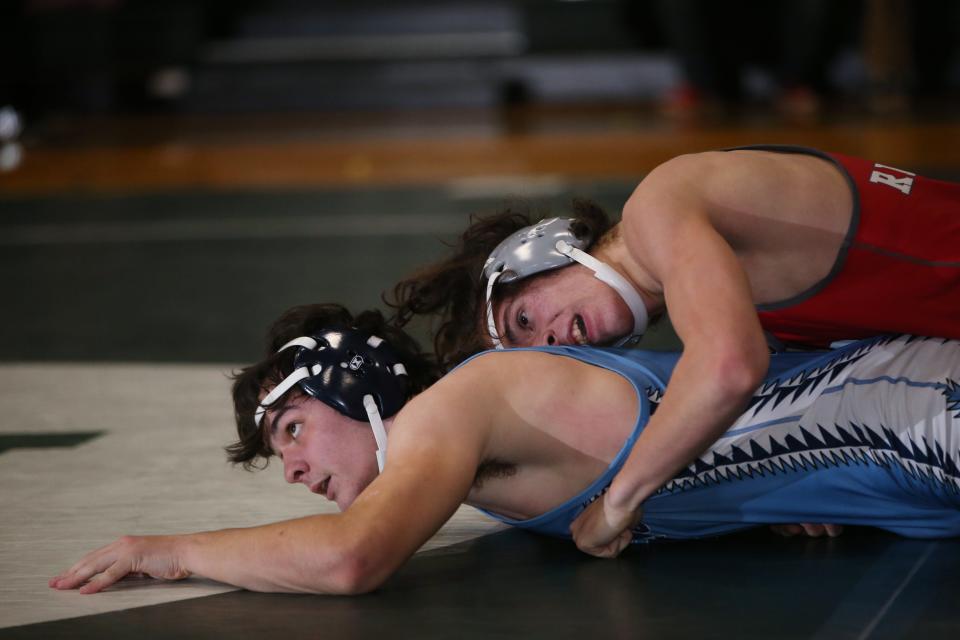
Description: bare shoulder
633,151,729,194
620,152,726,235
642,148,837,181
624,149,849,241
627,149,843,216
432,350,639,436
384,351,510,451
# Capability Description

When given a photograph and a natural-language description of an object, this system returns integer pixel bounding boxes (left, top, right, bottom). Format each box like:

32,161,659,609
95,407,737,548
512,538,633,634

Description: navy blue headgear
295,327,409,421
254,327,409,472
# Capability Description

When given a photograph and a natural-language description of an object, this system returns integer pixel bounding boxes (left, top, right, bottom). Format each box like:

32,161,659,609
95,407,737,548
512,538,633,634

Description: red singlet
739,145,960,347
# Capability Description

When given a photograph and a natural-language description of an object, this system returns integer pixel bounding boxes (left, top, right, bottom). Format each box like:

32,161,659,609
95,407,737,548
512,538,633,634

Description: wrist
606,479,649,514
174,533,201,577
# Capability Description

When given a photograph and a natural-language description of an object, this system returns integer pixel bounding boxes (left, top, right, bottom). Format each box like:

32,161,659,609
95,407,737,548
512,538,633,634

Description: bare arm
571,154,770,555
184,411,485,595
611,165,770,508
51,373,495,595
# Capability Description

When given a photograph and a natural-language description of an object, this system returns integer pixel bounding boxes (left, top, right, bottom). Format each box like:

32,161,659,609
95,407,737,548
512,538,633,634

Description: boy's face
263,393,379,511
489,265,634,348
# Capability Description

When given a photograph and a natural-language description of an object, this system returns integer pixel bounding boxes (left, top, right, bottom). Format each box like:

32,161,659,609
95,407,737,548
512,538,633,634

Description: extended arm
51,380,492,595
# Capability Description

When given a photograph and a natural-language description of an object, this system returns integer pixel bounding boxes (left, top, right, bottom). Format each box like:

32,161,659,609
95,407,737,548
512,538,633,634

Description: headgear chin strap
554,240,647,346
254,329,409,473
482,217,648,348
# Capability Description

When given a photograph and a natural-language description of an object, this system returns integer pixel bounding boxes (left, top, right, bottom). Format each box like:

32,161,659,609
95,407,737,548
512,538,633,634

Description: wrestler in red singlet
737,145,960,347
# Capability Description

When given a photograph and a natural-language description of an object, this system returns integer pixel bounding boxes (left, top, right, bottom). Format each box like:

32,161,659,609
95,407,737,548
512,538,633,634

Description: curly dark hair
227,303,440,470
385,198,615,370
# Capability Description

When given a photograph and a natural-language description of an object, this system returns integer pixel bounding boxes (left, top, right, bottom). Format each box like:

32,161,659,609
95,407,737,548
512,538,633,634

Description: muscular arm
615,157,770,506
572,154,770,553
52,373,495,595
184,408,486,595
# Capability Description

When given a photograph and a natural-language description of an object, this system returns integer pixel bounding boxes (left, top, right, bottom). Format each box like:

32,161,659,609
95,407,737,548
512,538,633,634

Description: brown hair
227,304,439,470
386,198,614,370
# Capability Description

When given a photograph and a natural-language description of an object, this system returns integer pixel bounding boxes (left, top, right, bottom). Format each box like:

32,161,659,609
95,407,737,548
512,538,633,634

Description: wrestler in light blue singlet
466,335,960,542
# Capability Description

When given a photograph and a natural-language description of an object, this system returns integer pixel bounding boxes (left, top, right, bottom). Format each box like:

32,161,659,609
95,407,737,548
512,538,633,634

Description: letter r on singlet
870,163,915,195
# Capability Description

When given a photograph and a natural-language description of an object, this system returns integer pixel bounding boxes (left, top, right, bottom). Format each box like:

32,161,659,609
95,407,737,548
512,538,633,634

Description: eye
517,310,529,328
286,422,302,439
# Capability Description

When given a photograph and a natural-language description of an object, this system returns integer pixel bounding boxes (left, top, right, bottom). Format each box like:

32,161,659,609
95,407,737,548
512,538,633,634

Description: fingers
577,543,616,558
50,564,101,590
50,538,134,593
78,561,132,594
570,496,641,559
576,527,634,559
600,529,634,559
50,549,115,590
51,558,126,592
770,524,803,537
770,523,844,538
800,523,843,537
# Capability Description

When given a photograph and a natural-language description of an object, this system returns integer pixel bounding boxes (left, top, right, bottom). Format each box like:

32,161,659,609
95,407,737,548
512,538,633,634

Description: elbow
712,343,768,400
305,516,407,596
323,547,389,596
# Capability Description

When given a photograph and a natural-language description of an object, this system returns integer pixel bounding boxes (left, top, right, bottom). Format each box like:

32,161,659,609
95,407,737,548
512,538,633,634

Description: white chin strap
363,395,389,473
556,240,648,346
485,240,648,348
254,338,390,474
485,270,505,349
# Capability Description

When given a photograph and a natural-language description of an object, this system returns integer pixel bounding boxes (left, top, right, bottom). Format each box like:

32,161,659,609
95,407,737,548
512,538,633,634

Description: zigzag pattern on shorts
945,379,960,420
661,421,960,495
744,336,905,417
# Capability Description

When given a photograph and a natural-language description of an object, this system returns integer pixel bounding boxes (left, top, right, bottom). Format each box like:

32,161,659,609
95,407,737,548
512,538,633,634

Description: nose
538,315,566,346
283,454,308,485
538,328,557,346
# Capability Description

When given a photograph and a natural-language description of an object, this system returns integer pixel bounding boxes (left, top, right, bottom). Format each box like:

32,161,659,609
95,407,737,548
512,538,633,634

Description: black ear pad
292,328,409,421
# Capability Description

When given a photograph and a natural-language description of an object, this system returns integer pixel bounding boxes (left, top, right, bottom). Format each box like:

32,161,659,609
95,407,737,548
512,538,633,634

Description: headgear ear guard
481,217,648,348
254,327,409,473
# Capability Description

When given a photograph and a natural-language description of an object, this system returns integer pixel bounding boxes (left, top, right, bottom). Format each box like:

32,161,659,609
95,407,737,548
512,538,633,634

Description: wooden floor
2,105,960,639
4,107,960,195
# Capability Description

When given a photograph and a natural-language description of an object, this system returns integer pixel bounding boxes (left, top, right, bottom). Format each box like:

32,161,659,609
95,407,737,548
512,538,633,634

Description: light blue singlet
465,336,960,542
